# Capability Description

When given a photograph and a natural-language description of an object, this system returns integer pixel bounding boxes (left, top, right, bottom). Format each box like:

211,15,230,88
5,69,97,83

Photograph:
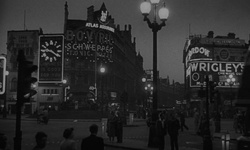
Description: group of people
106,111,123,143
154,111,186,150
31,124,104,150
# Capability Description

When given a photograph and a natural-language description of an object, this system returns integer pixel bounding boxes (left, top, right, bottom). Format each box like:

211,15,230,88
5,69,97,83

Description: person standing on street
0,133,10,150
193,109,200,134
167,113,180,150
179,111,189,132
32,132,48,150
60,128,77,150
156,112,167,150
106,111,116,142
115,111,123,143
81,124,104,150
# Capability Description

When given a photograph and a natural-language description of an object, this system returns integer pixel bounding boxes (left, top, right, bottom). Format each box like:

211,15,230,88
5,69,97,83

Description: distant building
183,31,249,115
5,3,145,114
142,70,180,109
6,30,42,114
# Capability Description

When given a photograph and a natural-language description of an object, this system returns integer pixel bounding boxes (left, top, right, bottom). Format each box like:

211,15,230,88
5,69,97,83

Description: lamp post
140,0,169,147
203,76,213,150
100,65,106,112
226,74,235,108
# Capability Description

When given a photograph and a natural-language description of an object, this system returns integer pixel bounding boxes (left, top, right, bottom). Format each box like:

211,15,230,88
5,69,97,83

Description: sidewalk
104,118,241,150
1,115,242,150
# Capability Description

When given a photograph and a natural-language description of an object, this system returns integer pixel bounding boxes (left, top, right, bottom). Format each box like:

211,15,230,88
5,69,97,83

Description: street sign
0,56,6,95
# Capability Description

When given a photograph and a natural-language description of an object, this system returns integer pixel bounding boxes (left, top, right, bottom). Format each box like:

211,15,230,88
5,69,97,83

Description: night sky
1,0,250,83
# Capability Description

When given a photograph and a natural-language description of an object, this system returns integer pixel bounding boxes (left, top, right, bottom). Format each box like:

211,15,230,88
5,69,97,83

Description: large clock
40,39,62,62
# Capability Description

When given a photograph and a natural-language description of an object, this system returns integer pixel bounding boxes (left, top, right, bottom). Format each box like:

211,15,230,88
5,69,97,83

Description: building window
10,78,17,92
42,89,59,95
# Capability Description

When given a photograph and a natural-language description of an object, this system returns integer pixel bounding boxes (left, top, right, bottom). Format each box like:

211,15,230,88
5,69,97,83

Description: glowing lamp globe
100,67,106,73
159,7,169,21
140,1,151,15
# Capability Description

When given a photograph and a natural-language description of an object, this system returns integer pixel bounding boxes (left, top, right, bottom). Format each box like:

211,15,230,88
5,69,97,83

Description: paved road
0,116,240,150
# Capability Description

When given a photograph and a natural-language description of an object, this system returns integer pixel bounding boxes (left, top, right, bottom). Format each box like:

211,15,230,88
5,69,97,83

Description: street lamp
140,0,169,147
226,74,235,108
100,65,106,112
140,0,169,118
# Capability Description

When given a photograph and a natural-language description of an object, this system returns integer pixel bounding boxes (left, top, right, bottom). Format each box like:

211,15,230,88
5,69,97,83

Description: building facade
6,30,42,114
5,3,145,114
183,31,249,116
61,2,144,111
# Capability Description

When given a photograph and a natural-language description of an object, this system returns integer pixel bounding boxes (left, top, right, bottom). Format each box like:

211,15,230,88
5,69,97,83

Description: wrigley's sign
190,61,244,73
188,61,244,87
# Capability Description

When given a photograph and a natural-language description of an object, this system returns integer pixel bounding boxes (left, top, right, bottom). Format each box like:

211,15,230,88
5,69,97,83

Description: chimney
87,6,94,22
228,33,235,39
207,31,214,38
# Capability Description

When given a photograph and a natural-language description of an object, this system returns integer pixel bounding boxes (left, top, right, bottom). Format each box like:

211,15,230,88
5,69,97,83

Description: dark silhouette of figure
167,113,180,150
156,112,167,150
115,111,123,143
106,111,116,142
179,111,189,132
32,132,47,150
60,128,77,150
0,133,10,150
81,124,104,150
214,111,221,133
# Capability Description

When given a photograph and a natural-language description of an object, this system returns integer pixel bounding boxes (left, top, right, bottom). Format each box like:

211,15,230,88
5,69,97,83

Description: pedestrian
115,111,123,143
0,133,10,150
167,113,180,150
81,124,104,150
214,111,221,133
106,111,116,142
209,117,215,140
60,128,77,150
233,111,238,133
193,109,199,134
156,112,167,150
32,131,48,150
237,111,244,134
179,111,189,132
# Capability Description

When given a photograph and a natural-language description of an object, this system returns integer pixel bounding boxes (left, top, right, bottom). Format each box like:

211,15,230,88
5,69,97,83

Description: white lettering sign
185,47,211,66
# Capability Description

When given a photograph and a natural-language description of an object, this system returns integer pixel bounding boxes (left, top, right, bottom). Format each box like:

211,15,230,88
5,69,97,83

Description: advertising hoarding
189,61,244,87
185,46,213,67
38,35,64,83
65,22,114,63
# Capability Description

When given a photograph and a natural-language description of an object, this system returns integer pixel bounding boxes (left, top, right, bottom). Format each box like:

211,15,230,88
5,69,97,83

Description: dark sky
1,0,250,83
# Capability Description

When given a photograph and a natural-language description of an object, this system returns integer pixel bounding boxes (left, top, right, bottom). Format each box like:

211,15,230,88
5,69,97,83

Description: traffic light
209,81,217,103
0,56,6,95
17,50,38,104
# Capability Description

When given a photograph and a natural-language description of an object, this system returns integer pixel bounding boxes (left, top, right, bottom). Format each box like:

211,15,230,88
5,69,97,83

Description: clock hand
47,49,61,57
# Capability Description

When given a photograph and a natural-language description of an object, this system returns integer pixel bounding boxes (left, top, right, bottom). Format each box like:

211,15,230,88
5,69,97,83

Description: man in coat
156,112,167,150
81,124,104,150
168,113,180,150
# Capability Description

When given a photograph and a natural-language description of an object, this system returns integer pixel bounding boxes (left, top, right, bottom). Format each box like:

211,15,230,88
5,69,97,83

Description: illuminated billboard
65,22,114,63
189,61,244,87
38,35,64,83
185,46,213,67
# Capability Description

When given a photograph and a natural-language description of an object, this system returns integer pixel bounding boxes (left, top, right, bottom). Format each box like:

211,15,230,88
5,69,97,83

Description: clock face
40,39,62,62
